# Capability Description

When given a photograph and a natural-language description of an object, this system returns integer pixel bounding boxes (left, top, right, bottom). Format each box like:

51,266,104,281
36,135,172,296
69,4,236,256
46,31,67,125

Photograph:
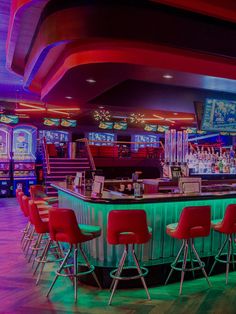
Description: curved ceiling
2,0,236,120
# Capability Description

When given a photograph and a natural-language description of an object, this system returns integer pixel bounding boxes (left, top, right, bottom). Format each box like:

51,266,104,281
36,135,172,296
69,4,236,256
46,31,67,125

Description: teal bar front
53,183,236,267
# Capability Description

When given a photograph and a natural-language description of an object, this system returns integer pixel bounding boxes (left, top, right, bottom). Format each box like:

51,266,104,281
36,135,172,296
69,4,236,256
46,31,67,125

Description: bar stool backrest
18,191,25,212
30,185,46,201
107,210,151,244
175,206,211,239
28,200,48,233
22,195,30,218
220,204,236,234
49,208,85,244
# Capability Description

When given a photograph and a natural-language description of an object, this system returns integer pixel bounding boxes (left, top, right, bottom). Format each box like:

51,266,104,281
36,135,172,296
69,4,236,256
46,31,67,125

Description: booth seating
89,145,119,158
46,208,101,302
209,204,236,284
46,143,58,157
107,210,152,305
165,206,212,295
131,147,147,158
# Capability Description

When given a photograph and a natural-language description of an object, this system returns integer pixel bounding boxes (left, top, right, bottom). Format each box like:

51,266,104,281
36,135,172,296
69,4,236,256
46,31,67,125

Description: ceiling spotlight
163,74,173,79
173,112,178,115
65,96,73,99
86,78,96,84
99,106,104,109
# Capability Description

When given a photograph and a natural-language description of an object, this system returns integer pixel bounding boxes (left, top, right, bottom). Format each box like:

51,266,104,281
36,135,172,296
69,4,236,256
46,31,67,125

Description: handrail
77,138,164,150
80,138,96,171
42,137,51,174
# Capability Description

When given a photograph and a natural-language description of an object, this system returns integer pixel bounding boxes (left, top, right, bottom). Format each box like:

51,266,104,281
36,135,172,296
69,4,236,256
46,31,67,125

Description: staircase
43,157,91,196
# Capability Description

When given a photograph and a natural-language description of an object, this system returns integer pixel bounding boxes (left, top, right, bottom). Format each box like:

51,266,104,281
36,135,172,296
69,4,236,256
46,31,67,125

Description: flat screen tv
61,119,77,127
113,122,127,130
98,121,113,130
157,125,169,133
144,124,157,132
43,118,60,126
0,115,19,124
202,98,236,132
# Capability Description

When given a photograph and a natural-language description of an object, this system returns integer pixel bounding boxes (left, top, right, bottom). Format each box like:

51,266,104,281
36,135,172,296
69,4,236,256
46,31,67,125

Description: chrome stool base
165,239,211,295
209,234,236,284
108,244,150,305
46,243,101,302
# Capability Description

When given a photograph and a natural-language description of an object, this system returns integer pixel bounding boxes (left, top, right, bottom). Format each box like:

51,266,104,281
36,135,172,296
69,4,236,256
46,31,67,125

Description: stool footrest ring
55,263,95,278
110,266,148,281
215,253,236,264
171,259,205,272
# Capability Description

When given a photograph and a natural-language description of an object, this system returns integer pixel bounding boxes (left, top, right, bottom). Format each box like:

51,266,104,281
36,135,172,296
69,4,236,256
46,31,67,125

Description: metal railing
77,138,96,171
42,137,51,174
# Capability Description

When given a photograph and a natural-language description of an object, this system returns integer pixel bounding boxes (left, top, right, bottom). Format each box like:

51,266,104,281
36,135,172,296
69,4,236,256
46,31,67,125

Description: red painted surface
152,0,236,23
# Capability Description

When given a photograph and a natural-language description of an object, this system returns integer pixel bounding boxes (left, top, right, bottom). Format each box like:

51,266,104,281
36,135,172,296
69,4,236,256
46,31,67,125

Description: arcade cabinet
12,125,37,195
0,124,12,197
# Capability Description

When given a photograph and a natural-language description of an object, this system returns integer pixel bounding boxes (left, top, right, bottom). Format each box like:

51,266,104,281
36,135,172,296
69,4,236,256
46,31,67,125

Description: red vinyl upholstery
166,206,211,240
107,210,151,245
28,200,49,234
49,208,101,244
212,204,236,234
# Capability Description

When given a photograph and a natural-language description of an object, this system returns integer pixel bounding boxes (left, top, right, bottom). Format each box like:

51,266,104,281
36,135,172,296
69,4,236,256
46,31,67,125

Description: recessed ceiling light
163,74,173,79
86,78,96,84
65,96,73,99
173,112,178,115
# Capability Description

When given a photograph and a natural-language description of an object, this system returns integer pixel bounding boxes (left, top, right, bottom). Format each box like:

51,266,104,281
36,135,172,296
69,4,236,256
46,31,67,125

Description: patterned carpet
1,198,236,314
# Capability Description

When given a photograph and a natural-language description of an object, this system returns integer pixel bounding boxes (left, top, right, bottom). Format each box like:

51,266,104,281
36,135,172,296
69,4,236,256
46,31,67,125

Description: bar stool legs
108,244,150,305
209,234,236,284
46,244,101,302
165,239,211,295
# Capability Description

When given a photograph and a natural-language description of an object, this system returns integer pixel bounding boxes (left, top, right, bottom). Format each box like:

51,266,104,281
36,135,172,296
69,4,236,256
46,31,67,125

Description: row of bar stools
165,204,236,294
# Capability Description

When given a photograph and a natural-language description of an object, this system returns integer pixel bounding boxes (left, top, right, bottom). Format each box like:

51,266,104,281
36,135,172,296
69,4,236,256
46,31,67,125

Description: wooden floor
1,198,236,314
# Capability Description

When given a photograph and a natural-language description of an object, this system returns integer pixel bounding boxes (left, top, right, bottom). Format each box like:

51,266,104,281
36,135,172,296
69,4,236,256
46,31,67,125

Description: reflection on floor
1,197,236,314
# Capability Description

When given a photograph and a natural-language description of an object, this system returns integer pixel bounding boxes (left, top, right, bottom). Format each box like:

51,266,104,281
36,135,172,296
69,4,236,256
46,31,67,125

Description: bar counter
51,182,236,269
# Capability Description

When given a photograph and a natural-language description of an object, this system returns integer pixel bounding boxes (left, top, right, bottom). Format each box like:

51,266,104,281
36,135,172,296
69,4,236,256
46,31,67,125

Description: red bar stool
30,185,58,205
107,210,152,305
165,205,211,295
46,208,101,301
209,204,236,284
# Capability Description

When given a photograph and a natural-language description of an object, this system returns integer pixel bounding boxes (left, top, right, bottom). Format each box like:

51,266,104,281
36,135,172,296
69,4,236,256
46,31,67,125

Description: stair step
49,158,88,161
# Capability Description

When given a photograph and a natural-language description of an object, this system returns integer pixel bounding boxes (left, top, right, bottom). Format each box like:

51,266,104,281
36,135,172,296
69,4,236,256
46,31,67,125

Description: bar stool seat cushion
211,219,223,232
211,204,236,235
78,224,101,238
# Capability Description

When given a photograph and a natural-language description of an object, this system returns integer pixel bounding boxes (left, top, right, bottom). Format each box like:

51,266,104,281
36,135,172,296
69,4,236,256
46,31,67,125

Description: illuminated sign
113,122,127,130
43,118,60,126
98,122,113,130
157,125,169,133
0,115,19,124
61,119,77,127
144,124,157,132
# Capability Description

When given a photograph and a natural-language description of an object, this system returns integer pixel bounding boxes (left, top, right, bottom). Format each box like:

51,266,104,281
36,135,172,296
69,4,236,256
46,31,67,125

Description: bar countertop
51,182,236,204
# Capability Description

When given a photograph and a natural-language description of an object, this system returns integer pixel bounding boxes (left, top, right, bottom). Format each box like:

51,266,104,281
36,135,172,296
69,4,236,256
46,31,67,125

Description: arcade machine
0,124,12,197
12,125,37,195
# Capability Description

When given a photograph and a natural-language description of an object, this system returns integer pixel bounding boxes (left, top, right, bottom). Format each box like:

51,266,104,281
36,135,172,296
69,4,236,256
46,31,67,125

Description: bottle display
186,146,236,175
